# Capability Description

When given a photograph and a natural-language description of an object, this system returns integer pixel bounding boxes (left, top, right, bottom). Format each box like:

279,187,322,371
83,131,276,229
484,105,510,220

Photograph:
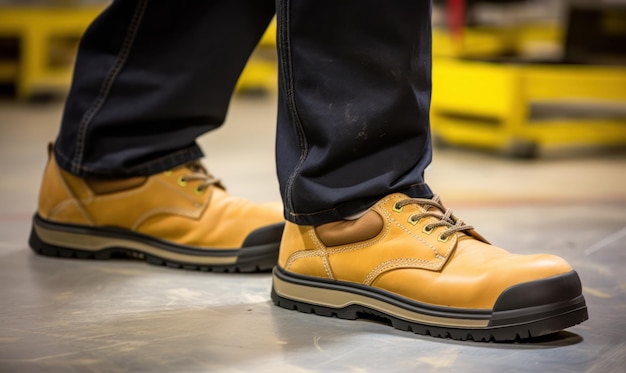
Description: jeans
55,0,434,225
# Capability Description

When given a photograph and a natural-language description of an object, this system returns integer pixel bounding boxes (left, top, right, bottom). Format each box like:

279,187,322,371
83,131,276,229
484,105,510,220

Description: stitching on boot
363,258,442,286
53,166,94,225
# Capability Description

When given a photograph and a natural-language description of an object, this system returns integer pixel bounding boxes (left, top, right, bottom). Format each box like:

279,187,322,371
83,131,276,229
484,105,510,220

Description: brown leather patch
315,211,384,247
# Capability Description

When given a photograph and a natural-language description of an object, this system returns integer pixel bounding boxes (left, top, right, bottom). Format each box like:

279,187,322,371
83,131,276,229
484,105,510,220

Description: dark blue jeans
55,0,433,225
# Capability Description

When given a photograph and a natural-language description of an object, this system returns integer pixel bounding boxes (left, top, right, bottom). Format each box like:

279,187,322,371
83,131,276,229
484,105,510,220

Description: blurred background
1,0,624,200
0,0,625,156
0,1,625,372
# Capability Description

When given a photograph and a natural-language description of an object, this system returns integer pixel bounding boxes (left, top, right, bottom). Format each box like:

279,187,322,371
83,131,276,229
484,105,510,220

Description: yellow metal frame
0,7,277,99
0,6,104,99
432,23,562,59
431,57,626,156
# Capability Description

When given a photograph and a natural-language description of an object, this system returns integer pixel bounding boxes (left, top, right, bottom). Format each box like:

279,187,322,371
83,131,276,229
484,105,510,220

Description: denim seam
70,0,150,175
278,0,309,220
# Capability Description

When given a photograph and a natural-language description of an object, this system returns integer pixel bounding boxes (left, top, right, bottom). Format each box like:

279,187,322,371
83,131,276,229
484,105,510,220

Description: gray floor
0,94,625,373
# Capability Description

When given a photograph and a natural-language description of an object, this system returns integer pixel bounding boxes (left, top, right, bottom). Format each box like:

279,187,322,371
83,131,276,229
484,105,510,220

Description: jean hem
54,144,204,178
285,183,433,226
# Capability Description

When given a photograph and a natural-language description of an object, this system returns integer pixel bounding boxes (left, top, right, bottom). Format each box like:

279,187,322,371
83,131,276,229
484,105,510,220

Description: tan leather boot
29,145,284,272
272,193,588,341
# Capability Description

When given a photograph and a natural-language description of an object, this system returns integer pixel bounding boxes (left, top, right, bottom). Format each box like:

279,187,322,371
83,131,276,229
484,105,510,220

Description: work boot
29,145,284,272
272,193,588,341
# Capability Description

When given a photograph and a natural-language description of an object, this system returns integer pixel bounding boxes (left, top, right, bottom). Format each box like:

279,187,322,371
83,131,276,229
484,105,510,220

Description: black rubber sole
271,266,588,342
29,214,284,273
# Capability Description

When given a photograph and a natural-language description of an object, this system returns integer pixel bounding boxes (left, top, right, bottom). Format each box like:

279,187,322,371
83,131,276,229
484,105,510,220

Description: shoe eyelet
422,225,433,234
177,176,187,187
393,203,404,213
164,170,172,176
194,186,204,195
438,234,449,243
408,215,419,226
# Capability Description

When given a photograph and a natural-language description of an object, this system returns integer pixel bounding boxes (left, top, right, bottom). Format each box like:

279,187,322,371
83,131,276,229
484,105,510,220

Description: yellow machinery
430,2,626,157
1,3,624,157
0,6,104,100
431,57,626,157
0,5,276,100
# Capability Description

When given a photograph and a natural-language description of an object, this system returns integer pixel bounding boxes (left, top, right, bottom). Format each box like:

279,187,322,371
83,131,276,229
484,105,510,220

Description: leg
276,0,433,225
271,0,588,341
30,0,285,272
57,0,275,178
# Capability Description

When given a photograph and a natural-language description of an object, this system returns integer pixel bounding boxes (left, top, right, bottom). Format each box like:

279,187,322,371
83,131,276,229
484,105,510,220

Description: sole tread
29,215,281,273
271,269,589,342
30,232,275,273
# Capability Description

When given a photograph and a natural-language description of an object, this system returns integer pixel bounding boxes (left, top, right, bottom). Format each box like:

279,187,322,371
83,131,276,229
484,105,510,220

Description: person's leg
276,0,433,225
30,0,284,272
271,0,588,341
56,0,275,178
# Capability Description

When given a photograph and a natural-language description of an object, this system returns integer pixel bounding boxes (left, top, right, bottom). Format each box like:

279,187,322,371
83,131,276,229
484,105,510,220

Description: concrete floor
0,94,625,372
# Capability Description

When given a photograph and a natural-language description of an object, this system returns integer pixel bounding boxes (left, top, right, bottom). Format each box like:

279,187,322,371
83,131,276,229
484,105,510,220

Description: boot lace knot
394,195,474,240
178,161,223,193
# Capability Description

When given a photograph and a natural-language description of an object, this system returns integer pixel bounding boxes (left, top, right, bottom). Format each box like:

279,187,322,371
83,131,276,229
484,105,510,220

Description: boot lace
394,195,473,240
178,161,223,192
